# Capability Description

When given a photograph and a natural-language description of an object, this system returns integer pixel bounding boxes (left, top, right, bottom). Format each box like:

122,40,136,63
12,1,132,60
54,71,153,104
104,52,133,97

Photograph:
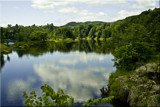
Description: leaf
29,96,34,99
34,94,37,98
30,91,35,95
38,97,42,101
102,98,106,103
22,91,28,98
22,84,75,107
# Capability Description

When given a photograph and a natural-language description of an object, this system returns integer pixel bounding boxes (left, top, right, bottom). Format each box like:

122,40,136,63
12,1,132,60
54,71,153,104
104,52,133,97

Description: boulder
145,63,158,73
151,85,160,94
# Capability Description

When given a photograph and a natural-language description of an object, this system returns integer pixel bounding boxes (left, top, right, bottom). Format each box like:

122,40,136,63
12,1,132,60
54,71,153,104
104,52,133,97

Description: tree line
1,8,160,70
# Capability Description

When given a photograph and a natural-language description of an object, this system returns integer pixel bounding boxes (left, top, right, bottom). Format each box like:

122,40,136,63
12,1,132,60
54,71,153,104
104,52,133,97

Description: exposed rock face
108,63,160,106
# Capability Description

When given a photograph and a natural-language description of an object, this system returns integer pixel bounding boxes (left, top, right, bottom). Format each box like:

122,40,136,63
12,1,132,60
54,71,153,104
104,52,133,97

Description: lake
1,41,116,106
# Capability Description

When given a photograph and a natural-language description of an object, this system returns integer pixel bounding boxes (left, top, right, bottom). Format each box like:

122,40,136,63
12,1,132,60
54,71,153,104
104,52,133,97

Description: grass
108,69,134,84
0,43,12,55
108,70,132,97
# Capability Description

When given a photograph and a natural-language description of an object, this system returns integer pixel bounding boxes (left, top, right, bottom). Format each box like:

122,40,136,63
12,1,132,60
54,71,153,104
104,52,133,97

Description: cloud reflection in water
7,77,36,102
34,52,115,102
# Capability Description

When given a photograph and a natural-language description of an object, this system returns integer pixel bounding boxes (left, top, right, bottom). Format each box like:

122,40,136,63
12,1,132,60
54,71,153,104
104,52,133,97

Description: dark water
1,41,116,106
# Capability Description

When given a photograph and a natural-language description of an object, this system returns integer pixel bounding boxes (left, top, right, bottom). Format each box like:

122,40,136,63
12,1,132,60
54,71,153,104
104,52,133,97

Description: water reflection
7,55,10,61
1,40,115,106
1,55,11,70
1,55,5,69
33,52,114,102
12,40,114,58
7,77,36,102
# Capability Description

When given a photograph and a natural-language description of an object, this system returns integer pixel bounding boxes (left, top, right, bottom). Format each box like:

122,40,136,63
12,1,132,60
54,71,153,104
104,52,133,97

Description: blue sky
0,0,159,27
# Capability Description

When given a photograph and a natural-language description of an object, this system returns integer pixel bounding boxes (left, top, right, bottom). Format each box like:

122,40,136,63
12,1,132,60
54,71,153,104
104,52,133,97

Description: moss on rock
108,63,160,106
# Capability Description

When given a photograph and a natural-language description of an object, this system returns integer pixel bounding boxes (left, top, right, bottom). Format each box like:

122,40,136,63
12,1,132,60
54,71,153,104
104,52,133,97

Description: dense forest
1,8,160,43
1,8,160,70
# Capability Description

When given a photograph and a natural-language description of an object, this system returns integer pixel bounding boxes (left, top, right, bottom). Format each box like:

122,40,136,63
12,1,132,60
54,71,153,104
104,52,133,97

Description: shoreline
107,63,160,106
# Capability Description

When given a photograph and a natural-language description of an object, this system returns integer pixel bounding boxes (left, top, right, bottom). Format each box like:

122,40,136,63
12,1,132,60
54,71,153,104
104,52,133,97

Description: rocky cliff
108,63,160,106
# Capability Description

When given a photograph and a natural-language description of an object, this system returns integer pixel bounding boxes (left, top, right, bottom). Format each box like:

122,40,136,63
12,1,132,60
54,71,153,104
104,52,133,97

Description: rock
136,63,160,80
151,85,160,94
136,63,158,74
157,66,160,73
136,66,146,73
156,66,160,81
148,80,156,84
147,94,160,106
115,76,129,102
127,86,137,106
145,63,158,73
118,83,129,102
129,74,145,84
108,63,160,107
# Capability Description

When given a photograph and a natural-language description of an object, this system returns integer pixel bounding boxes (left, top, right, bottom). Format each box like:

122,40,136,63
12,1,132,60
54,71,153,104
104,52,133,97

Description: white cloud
65,9,108,22
84,0,126,5
30,0,158,25
78,10,105,17
31,0,157,10
0,24,7,27
117,10,140,19
58,7,78,14
109,0,157,22
31,0,126,9
132,0,157,9
31,0,69,9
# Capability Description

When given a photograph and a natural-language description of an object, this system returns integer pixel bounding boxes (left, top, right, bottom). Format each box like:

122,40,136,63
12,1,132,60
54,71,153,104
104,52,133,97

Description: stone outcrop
108,63,160,106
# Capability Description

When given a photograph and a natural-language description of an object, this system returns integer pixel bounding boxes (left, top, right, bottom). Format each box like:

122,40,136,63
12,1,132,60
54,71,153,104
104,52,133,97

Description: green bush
22,84,114,107
23,84,74,107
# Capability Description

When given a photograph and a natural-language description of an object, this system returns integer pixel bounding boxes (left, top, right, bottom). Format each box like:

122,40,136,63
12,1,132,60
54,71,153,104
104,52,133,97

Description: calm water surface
1,41,115,106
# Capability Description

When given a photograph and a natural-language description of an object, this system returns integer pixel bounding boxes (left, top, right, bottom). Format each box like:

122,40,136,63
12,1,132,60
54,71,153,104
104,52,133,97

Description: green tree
16,32,27,42
54,26,73,39
88,27,96,38
113,43,140,70
29,29,47,41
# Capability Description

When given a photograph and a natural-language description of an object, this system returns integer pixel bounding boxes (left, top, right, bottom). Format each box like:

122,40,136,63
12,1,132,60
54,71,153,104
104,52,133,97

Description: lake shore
0,43,12,55
107,63,160,106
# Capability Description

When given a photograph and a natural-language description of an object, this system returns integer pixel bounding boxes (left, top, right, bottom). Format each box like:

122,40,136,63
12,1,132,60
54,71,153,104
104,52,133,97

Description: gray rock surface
109,63,160,106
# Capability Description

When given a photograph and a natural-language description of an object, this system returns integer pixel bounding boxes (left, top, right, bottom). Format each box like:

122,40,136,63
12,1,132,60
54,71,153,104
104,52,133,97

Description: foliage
22,84,74,107
82,96,114,107
1,8,159,43
113,43,140,70
53,26,73,39
22,84,114,107
108,70,134,96
29,29,47,41
0,43,12,54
